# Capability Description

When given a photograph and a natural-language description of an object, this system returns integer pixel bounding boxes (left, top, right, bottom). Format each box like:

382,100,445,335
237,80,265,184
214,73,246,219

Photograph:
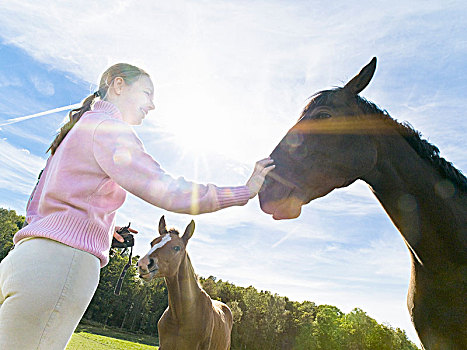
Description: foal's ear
343,57,377,95
158,216,167,235
182,220,195,245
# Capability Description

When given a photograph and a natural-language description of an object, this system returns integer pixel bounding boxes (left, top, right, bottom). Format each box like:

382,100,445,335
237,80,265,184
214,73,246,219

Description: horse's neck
364,134,466,268
165,254,203,321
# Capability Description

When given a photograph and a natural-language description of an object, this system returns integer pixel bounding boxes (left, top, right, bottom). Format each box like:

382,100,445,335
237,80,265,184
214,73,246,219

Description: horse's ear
182,220,195,245
158,216,167,235
343,57,377,95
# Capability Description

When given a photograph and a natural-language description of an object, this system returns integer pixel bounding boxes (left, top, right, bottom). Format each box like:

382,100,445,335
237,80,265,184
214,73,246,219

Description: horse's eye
315,112,331,119
173,246,181,252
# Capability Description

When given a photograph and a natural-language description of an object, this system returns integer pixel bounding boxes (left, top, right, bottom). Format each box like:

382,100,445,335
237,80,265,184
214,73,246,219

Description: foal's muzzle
137,256,158,280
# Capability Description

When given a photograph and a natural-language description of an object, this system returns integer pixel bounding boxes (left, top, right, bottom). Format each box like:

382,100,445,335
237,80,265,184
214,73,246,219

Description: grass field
67,332,158,350
67,322,158,350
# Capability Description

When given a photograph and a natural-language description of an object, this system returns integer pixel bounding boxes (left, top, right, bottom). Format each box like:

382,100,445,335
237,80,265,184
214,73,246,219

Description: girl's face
117,75,155,125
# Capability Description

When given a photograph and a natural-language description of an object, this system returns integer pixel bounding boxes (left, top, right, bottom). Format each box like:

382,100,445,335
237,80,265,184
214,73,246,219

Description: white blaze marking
147,235,172,256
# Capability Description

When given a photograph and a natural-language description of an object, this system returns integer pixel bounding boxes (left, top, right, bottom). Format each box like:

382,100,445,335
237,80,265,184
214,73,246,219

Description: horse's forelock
152,229,181,244
168,228,180,236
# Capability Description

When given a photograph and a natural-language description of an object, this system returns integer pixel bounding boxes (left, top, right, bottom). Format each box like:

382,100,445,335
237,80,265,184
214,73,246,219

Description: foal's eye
315,112,331,119
173,246,181,252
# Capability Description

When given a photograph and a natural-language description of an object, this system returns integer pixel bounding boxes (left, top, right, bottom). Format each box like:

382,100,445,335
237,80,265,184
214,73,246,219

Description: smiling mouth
140,108,148,117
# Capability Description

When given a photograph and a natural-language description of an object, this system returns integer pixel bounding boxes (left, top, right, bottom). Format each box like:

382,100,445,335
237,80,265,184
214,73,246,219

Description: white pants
0,238,100,350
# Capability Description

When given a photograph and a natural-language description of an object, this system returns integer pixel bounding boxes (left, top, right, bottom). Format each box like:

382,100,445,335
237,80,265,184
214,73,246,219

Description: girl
0,63,274,349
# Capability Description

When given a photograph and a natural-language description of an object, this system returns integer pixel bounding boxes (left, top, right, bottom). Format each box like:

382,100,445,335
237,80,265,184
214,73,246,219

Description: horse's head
259,57,379,220
137,216,195,281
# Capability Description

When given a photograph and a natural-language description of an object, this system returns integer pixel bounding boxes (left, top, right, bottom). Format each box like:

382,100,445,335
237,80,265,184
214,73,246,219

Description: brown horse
259,58,467,350
137,216,233,350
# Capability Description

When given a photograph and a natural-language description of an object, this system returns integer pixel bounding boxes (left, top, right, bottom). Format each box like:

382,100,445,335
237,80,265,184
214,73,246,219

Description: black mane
301,89,467,193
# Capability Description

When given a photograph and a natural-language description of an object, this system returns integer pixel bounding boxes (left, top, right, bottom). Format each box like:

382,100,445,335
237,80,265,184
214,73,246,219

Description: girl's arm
93,119,252,214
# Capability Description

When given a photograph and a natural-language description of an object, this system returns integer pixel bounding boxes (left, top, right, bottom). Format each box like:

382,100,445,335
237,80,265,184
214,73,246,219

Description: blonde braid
47,93,97,155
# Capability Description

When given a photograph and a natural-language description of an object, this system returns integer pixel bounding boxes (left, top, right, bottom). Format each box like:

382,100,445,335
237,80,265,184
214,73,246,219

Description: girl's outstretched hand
246,157,275,199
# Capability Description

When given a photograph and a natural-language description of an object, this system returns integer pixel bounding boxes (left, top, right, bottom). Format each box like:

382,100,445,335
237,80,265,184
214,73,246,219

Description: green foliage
83,249,168,337
198,278,419,350
0,208,419,349
0,208,25,260
294,307,419,350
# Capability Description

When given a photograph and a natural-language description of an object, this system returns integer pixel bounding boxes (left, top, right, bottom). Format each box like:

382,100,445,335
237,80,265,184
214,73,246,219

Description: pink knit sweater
14,101,250,266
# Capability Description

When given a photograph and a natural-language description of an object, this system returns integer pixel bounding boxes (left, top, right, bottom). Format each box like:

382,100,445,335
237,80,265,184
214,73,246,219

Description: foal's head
137,216,195,281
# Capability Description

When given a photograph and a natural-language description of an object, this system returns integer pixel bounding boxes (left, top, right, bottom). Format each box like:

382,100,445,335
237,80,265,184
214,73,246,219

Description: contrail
0,103,80,127
271,226,299,248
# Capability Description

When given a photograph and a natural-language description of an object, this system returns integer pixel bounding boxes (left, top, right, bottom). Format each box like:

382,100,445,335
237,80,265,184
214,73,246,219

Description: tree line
0,208,419,349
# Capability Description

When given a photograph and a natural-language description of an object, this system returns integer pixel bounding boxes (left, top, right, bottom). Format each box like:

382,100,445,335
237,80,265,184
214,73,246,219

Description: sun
155,89,242,160
167,114,225,156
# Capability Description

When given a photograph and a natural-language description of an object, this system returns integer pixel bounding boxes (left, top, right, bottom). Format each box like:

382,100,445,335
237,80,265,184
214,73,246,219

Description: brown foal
137,216,233,350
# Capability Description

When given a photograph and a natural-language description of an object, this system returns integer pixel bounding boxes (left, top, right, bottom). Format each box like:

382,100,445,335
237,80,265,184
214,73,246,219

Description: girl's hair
48,63,149,155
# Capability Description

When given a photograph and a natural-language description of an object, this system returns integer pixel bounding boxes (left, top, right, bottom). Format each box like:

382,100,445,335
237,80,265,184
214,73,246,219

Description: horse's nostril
148,258,155,269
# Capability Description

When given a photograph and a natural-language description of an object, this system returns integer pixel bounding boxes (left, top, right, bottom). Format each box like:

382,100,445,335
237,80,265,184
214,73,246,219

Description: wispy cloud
0,71,22,88
30,75,55,96
0,139,45,194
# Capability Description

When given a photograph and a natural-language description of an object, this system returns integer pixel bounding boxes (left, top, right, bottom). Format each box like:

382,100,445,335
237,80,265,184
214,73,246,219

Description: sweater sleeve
92,119,250,214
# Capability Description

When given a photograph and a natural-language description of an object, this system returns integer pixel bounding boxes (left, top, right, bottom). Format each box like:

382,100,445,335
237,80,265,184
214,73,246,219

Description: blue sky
1,1,466,345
